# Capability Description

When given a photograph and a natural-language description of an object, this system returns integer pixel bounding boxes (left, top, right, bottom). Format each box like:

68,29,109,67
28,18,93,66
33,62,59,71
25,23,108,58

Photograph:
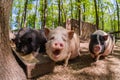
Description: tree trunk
113,12,116,31
0,0,26,80
83,2,86,21
78,0,81,35
58,0,61,26
94,0,99,29
42,0,47,29
52,2,54,28
116,0,119,32
20,0,28,28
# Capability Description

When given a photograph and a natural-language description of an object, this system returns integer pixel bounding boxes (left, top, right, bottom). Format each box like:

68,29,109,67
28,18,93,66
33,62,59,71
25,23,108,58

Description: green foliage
11,0,119,32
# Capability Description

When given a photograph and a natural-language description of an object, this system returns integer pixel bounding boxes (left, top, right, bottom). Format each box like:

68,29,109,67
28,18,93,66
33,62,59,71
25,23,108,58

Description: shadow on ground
37,42,120,80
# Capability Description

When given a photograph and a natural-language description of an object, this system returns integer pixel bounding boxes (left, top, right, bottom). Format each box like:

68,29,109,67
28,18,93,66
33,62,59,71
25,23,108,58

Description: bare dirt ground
37,41,120,80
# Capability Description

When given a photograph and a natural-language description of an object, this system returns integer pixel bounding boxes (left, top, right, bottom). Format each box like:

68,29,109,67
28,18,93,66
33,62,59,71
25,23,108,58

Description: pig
89,30,115,61
45,26,80,67
13,28,47,55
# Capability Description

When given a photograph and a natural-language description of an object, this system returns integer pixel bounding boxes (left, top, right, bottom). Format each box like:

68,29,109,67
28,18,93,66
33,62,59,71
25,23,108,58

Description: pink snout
52,42,64,50
94,45,100,52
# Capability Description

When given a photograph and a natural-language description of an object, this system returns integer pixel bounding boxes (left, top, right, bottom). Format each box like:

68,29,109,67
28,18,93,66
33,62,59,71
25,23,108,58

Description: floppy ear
103,35,108,41
44,28,50,37
68,30,74,40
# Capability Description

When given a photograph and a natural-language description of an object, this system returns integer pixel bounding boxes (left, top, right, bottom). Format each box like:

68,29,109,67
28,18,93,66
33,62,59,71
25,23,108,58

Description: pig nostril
55,43,57,46
60,43,63,47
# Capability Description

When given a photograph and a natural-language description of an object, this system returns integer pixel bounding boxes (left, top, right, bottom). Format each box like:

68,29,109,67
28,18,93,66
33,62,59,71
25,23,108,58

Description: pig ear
68,30,74,39
44,28,50,37
103,35,108,41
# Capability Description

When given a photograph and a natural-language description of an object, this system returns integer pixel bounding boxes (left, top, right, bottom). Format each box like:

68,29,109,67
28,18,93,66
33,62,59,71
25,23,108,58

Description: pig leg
111,45,114,55
78,48,81,56
90,53,95,59
64,52,72,67
95,54,102,61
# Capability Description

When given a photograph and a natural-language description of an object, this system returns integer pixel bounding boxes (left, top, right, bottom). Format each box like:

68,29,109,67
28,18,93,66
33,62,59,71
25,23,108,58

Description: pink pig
45,26,80,67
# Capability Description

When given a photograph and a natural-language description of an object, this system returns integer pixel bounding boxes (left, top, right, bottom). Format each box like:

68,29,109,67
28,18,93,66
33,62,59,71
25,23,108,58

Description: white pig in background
45,26,80,67
89,30,115,61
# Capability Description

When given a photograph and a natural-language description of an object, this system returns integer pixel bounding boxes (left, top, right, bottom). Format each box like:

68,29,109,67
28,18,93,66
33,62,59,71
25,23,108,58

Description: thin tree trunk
58,0,61,26
83,2,86,21
113,12,116,31
94,0,99,29
78,0,81,35
52,2,54,28
116,0,119,32
20,0,28,28
42,0,47,29
0,0,26,79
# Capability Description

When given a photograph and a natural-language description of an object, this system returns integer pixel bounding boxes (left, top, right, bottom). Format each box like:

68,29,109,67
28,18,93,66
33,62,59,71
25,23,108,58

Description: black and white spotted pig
89,30,115,61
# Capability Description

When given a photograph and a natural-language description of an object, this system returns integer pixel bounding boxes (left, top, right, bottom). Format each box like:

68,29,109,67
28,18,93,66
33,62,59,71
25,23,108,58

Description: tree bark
0,0,26,80
78,0,81,35
83,2,86,21
52,2,54,28
94,0,99,29
42,0,47,29
116,0,119,32
20,0,28,28
58,0,61,26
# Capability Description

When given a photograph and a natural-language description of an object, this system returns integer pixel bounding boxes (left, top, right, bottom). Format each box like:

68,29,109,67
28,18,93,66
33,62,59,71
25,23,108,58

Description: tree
77,0,81,35
58,0,61,26
83,1,86,21
0,0,26,79
21,0,28,28
116,0,120,32
42,0,47,29
94,0,99,29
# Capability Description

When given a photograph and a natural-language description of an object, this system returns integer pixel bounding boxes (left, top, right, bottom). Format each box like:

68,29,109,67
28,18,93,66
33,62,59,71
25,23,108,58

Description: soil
37,41,120,80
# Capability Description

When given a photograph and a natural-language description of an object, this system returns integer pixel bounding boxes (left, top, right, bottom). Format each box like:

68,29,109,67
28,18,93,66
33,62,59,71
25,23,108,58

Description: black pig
13,28,47,55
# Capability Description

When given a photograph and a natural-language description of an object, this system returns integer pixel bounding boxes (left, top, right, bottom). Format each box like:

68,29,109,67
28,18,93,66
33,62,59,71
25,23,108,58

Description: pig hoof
78,53,81,56
91,62,98,66
63,64,68,67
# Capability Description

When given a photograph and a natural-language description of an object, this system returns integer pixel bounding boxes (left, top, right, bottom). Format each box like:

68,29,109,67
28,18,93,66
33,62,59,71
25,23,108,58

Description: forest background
11,0,120,32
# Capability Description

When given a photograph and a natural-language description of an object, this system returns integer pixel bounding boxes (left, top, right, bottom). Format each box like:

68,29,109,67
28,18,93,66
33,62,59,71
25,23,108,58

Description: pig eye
62,37,67,41
49,36,54,40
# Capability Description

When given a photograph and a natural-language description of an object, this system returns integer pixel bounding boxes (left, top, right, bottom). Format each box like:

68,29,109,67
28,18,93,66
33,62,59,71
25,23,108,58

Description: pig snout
51,42,64,56
52,42,64,50
93,45,100,52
